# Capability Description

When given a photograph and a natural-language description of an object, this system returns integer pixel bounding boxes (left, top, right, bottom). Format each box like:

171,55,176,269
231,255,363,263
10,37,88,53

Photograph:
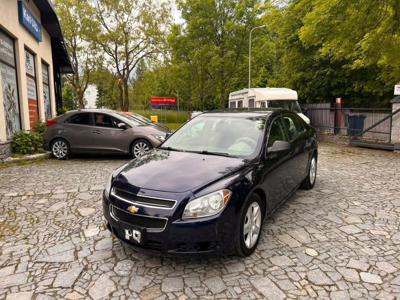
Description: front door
92,113,131,153
262,116,292,208
281,113,309,186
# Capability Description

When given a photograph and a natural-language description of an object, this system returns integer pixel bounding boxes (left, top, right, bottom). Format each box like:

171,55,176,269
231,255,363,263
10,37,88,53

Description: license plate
124,228,142,244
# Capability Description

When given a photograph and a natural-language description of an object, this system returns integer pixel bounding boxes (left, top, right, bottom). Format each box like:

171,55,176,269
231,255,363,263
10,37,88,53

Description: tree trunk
77,89,85,109
122,78,129,111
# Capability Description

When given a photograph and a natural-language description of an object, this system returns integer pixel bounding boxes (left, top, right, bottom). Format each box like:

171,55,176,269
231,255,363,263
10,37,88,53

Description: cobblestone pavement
0,143,400,300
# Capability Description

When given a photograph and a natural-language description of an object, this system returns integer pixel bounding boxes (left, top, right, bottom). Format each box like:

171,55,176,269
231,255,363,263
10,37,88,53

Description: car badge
127,205,139,214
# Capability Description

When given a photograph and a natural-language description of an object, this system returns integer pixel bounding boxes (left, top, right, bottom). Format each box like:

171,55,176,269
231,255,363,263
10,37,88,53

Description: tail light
47,119,57,127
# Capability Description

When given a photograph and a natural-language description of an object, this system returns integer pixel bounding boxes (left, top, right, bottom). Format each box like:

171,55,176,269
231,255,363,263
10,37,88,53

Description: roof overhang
32,0,74,74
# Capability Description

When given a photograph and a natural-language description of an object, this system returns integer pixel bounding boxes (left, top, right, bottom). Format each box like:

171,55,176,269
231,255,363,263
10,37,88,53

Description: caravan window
229,102,236,108
237,101,243,108
260,102,266,108
267,100,302,113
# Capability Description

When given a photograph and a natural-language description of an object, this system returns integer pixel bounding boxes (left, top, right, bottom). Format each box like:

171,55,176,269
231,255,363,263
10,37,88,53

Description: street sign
394,84,400,96
150,97,176,106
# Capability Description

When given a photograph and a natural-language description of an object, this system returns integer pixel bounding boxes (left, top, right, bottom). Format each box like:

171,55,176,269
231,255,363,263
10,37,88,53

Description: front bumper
102,191,235,256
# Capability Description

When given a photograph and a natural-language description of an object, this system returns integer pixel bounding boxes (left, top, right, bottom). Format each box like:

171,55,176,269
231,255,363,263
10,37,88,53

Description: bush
35,122,46,138
11,131,42,155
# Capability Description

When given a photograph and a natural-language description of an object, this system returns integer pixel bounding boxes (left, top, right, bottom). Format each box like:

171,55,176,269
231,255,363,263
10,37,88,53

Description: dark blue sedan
103,110,318,256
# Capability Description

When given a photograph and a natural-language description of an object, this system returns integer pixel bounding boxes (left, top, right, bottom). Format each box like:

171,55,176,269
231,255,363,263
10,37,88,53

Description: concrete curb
1,152,50,164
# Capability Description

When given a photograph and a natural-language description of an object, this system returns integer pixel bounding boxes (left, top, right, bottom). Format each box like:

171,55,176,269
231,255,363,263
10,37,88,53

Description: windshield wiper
196,150,235,158
158,146,183,152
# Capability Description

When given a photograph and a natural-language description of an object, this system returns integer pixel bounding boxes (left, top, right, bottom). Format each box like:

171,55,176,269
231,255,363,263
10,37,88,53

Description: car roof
198,108,290,118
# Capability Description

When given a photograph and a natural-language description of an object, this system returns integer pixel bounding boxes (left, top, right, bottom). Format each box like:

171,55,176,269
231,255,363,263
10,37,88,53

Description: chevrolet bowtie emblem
127,205,139,214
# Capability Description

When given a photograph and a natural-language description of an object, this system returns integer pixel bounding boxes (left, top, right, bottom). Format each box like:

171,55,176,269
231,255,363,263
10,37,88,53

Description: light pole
248,25,266,89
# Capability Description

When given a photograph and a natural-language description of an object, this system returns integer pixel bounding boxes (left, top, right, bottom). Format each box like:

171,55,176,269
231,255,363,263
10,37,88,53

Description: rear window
66,113,92,125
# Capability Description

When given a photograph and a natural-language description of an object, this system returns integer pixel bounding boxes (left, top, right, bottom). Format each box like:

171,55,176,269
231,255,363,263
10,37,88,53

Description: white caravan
228,88,310,124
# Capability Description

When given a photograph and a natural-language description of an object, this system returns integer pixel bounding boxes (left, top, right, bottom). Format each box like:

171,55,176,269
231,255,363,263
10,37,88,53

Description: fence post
391,96,400,151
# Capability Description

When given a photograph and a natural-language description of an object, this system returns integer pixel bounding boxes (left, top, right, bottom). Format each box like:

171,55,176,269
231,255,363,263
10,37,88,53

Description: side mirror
117,123,128,130
267,140,291,153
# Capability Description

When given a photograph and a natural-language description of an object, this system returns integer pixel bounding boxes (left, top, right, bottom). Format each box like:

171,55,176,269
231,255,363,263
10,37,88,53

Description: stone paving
0,143,399,299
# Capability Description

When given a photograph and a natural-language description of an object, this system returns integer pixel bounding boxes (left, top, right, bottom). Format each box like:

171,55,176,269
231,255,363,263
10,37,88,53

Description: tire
51,138,70,160
131,139,153,158
234,193,264,257
301,154,317,190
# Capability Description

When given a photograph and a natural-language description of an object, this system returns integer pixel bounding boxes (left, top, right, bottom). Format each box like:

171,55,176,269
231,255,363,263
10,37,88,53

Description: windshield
131,113,153,124
267,100,302,113
115,113,148,126
162,115,266,157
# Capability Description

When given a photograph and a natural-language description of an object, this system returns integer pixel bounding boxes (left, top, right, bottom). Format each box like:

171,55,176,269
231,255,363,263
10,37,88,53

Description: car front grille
113,188,176,209
110,205,167,232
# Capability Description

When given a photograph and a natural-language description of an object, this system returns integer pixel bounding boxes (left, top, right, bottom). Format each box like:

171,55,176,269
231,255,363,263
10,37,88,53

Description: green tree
54,0,98,108
93,0,171,111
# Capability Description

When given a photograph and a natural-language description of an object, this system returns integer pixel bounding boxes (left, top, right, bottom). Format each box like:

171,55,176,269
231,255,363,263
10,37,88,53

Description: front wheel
235,194,264,257
301,154,317,190
131,139,152,158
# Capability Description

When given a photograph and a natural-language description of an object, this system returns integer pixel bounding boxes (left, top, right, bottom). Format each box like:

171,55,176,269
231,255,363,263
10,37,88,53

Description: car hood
114,149,246,193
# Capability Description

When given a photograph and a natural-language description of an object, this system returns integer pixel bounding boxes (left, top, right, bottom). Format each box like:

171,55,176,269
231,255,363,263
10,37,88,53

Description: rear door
281,113,309,186
92,113,132,153
63,112,95,151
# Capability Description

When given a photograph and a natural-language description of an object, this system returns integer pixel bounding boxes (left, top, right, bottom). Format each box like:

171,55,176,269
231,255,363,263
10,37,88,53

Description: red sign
151,97,177,106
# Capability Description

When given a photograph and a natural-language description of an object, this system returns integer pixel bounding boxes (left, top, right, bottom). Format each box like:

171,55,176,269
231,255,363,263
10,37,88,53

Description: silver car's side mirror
117,123,128,130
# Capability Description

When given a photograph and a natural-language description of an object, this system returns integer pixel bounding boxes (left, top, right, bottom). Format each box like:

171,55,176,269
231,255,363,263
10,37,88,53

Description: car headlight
152,134,165,142
104,173,113,197
182,189,232,219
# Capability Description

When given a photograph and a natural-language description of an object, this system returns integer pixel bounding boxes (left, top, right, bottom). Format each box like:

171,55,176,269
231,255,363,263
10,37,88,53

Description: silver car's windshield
116,113,148,126
267,100,302,113
162,115,266,157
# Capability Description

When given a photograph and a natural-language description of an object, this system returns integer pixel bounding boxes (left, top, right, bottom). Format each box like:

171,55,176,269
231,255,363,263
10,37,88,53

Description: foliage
11,131,42,155
61,83,78,112
54,0,99,108
92,0,171,110
34,122,46,139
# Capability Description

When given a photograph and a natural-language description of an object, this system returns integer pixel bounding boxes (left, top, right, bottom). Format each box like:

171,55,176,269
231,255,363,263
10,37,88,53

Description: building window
25,49,39,129
41,62,51,119
0,30,21,139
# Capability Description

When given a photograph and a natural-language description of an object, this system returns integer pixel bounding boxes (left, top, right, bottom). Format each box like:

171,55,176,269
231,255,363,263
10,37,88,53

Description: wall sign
18,1,42,42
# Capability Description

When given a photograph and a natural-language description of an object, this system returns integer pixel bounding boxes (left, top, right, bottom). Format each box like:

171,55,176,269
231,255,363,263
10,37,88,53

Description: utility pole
249,25,266,89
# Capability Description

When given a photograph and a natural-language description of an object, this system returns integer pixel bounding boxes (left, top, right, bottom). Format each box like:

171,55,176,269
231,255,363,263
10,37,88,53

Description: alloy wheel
243,202,262,249
309,157,317,185
52,140,68,159
133,141,150,158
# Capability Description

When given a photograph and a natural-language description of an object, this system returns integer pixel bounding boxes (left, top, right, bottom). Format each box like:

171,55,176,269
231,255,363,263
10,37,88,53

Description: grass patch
132,110,190,124
164,123,185,131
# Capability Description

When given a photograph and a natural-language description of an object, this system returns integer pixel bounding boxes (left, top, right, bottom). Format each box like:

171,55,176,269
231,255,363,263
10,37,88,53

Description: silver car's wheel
131,140,152,158
52,139,69,159
243,202,262,249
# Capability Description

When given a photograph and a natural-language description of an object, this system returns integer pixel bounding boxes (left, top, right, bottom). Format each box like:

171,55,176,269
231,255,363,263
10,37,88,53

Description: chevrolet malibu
103,110,317,256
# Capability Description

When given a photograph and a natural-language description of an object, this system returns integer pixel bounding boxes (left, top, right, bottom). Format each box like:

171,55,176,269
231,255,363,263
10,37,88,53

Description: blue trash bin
347,114,366,136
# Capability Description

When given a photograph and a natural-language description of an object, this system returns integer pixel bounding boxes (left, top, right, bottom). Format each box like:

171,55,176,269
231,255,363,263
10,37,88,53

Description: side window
282,114,304,141
94,113,120,128
267,118,286,147
67,113,92,125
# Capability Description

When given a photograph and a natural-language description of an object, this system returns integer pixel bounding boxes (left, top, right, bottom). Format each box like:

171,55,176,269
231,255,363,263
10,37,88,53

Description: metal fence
302,103,392,142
